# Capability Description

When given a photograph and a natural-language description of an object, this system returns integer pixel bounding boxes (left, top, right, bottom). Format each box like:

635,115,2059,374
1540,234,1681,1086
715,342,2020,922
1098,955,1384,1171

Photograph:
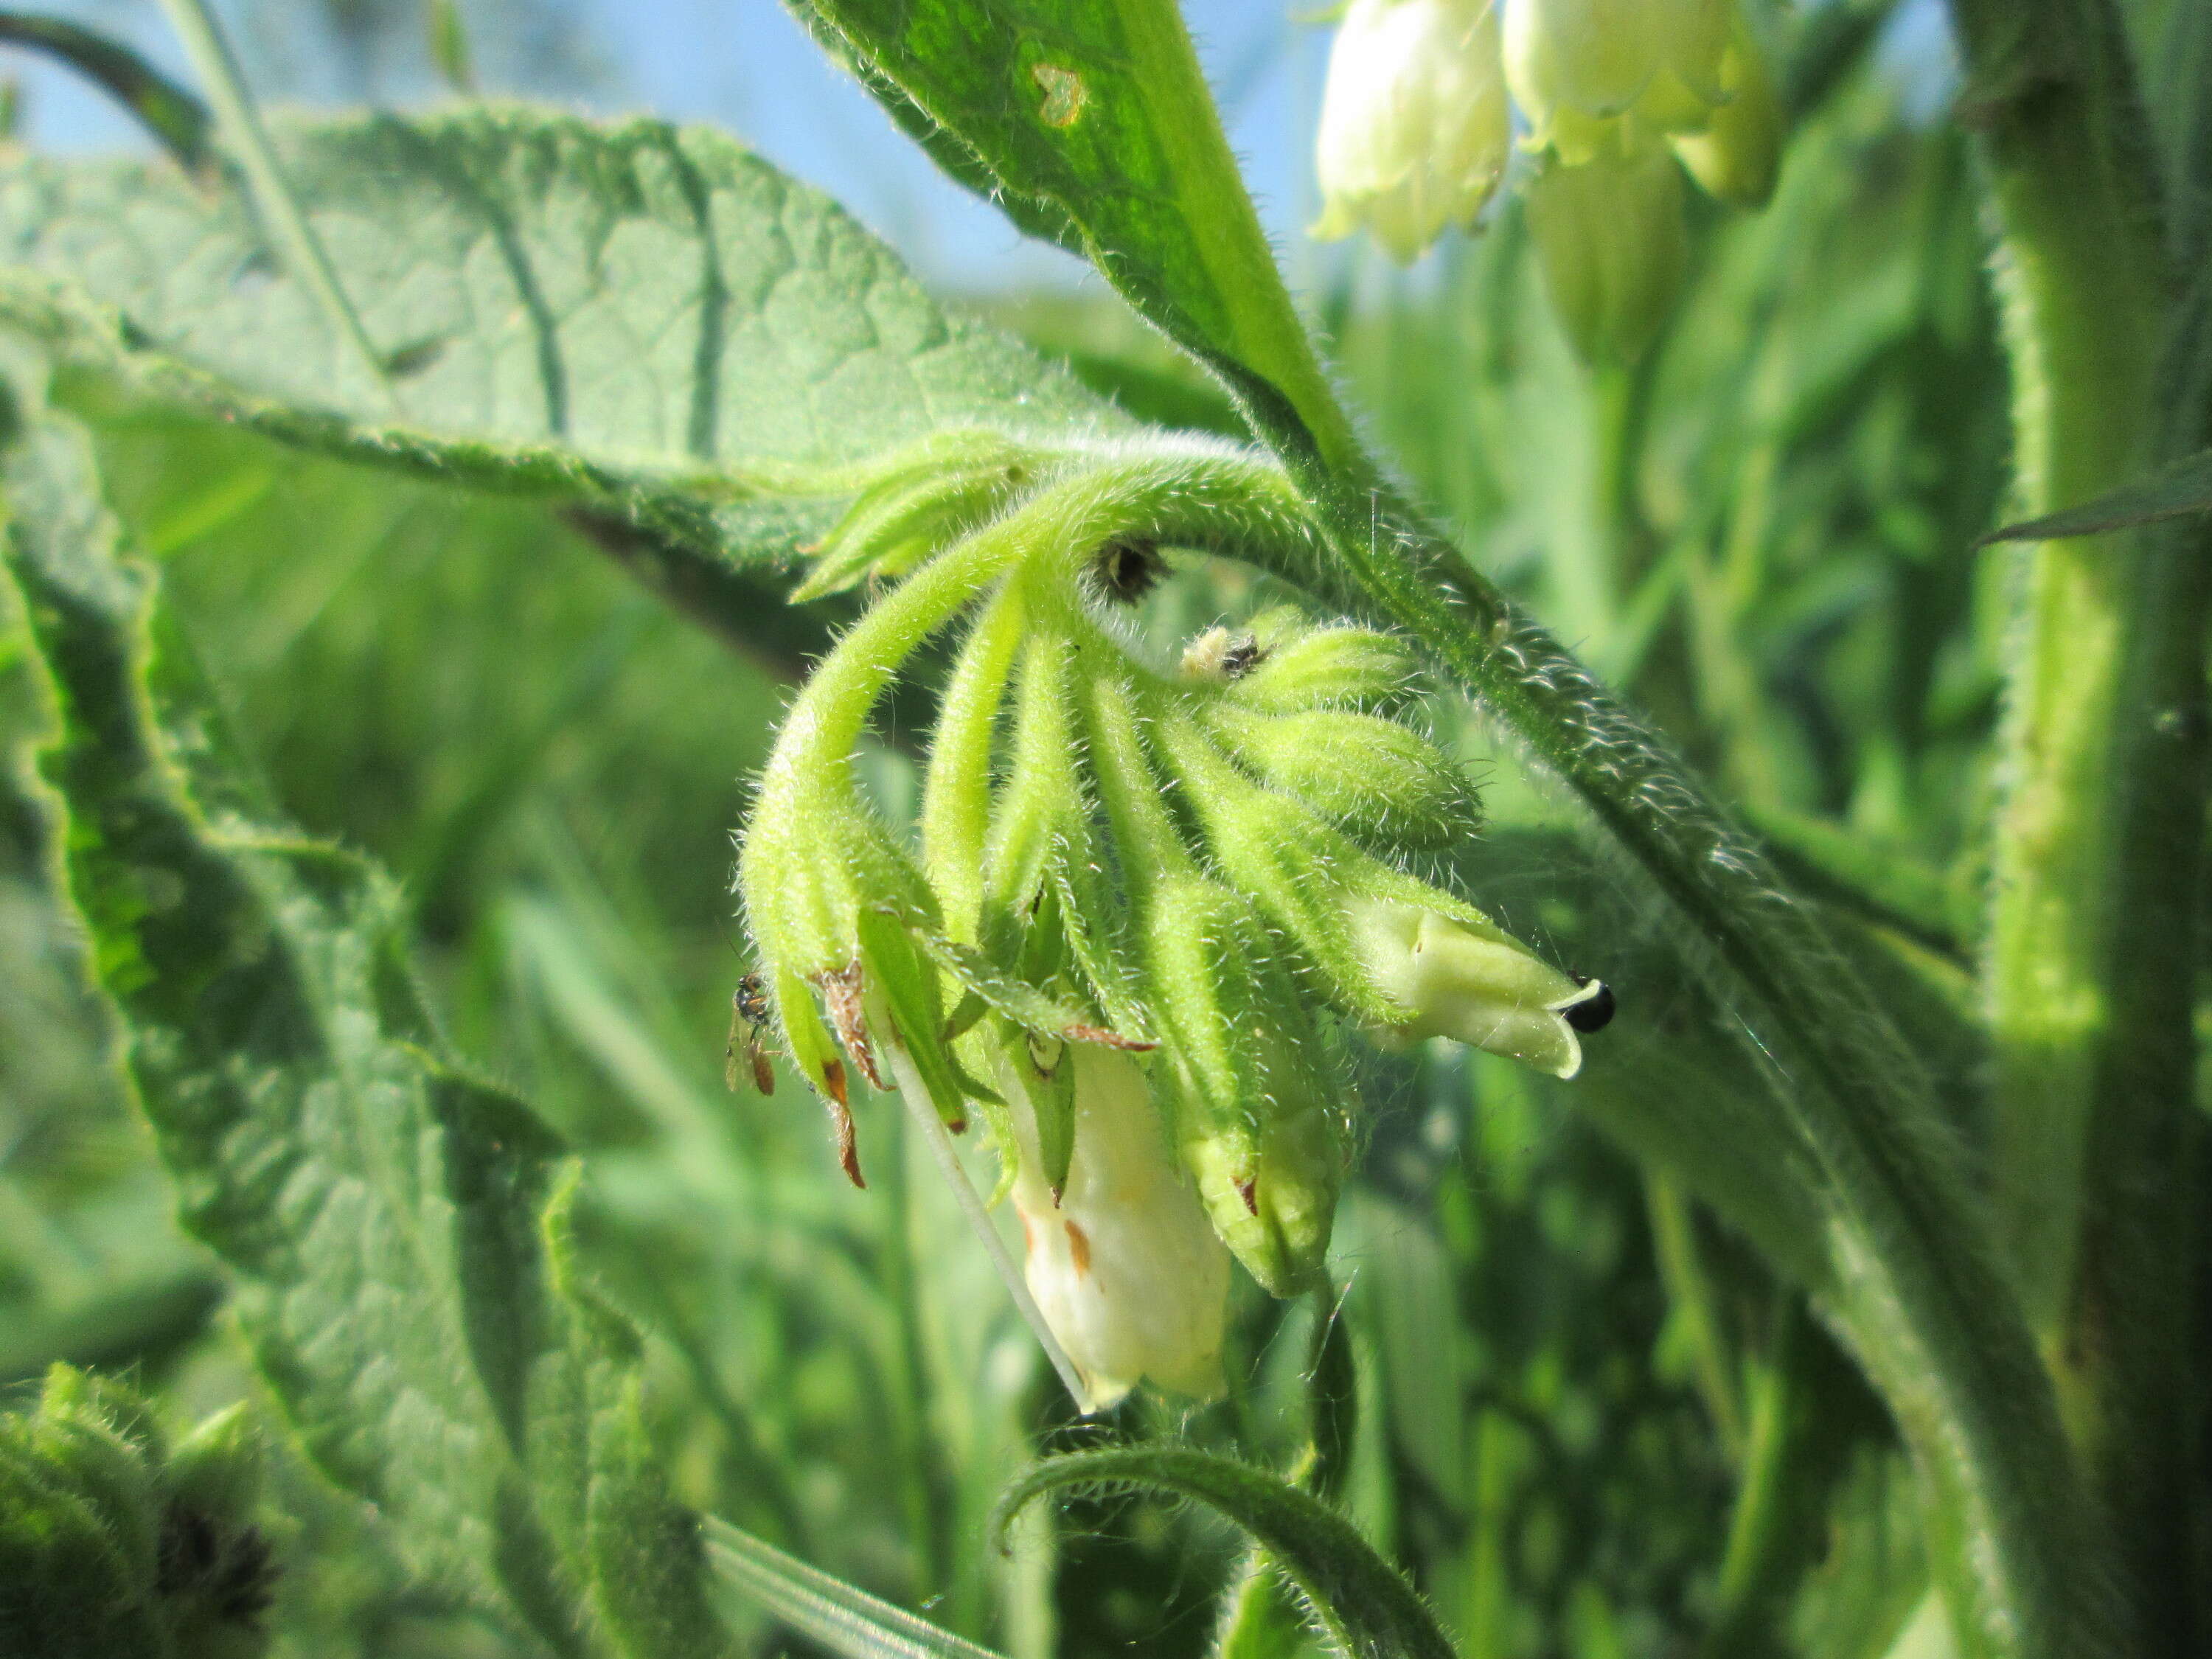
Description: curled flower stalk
735,434,1613,1408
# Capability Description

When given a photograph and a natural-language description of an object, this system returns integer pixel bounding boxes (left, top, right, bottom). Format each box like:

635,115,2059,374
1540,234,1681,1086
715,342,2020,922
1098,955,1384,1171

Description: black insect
727,970,776,1095
1564,978,1617,1034
1219,633,1267,678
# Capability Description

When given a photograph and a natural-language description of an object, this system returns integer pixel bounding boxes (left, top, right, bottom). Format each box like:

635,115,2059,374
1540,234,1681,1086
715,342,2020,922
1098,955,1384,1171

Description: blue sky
3,1,1952,296
6,0,1340,293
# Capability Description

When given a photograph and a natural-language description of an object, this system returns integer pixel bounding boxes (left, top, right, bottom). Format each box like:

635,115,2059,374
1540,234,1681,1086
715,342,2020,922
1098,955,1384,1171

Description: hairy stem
1950,1,2208,1648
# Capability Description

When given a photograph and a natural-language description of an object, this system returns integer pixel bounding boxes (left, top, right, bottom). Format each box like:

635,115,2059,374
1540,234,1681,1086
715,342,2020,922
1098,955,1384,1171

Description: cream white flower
1350,898,1613,1079
1009,1048,1230,1412
1504,0,1728,147
1312,0,1512,264
1669,19,1781,208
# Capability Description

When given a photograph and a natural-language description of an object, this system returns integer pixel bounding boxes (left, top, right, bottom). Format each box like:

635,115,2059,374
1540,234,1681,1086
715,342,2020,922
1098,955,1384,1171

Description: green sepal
1207,703,1478,851
1014,1023,1077,1200
1051,854,1145,1033
945,989,991,1043
1155,714,1394,1025
1141,875,1344,1297
1220,613,1419,712
880,898,1153,1052
856,902,970,1131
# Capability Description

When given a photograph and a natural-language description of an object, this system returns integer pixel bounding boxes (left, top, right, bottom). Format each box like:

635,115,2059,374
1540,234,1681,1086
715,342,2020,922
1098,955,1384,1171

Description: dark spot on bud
1236,1176,1259,1214
1093,537,1166,604
212,1526,278,1626
1564,979,1615,1034
158,1502,279,1630
1065,1220,1093,1276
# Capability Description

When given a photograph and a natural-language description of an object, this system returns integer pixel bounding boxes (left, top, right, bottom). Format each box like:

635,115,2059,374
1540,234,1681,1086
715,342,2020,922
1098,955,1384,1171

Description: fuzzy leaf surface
0,382,726,1659
0,106,1121,568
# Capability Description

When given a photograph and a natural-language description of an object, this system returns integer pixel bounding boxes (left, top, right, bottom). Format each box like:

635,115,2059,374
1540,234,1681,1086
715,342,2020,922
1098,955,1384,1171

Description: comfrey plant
734,433,1610,1410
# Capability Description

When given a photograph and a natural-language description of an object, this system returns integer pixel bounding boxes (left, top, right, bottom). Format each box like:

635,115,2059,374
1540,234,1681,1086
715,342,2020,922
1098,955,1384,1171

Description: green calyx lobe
736,442,1608,1326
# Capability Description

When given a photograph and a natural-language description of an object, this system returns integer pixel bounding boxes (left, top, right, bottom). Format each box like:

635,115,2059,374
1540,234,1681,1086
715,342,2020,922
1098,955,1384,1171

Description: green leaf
0,376,726,1659
704,1517,1004,1659
790,0,1355,467
995,1447,1455,1659
0,105,1123,575
1976,446,2212,543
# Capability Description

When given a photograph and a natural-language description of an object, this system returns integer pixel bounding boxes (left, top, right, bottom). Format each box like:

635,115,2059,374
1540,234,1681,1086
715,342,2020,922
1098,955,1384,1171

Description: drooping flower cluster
1312,0,1782,360
737,436,1612,1411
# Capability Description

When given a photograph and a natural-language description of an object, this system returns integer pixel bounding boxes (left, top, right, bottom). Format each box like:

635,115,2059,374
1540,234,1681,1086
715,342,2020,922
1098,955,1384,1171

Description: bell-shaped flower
1312,0,1513,263
1505,0,1729,145
1008,1048,1231,1411
1349,897,1613,1078
1524,131,1688,362
1669,17,1781,208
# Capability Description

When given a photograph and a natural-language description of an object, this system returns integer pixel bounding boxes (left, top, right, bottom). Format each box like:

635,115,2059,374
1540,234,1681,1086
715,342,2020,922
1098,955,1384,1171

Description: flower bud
1208,706,1477,851
1349,897,1612,1077
1009,1048,1231,1411
1525,135,1688,363
1311,0,1512,264
1180,1092,1346,1301
1219,616,1419,713
1669,20,1781,209
1144,876,1346,1295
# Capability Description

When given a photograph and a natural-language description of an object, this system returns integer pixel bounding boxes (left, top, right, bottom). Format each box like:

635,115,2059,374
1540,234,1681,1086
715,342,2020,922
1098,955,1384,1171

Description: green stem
1700,1299,1802,1659
1645,1173,1743,1459
156,0,395,411
1253,454,2101,1654
766,521,1023,790
1950,2,2208,1650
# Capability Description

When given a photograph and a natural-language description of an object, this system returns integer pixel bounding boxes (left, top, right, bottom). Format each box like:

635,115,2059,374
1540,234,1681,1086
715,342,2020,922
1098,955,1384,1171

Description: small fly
726,969,775,1096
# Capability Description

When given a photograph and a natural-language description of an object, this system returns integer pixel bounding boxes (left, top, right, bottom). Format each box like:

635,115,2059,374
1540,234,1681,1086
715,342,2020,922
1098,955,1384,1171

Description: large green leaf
0,105,1123,571
790,0,1354,467
0,372,726,1659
